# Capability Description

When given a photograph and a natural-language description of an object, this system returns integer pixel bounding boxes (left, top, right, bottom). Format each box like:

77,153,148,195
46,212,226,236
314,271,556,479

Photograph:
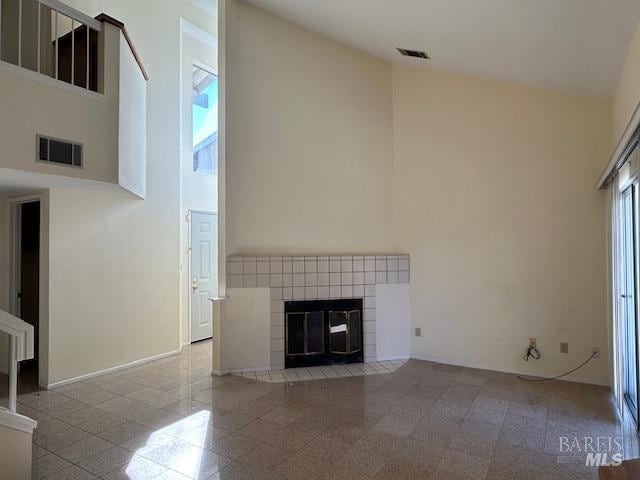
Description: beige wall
225,0,395,255
0,62,119,184
393,66,611,384
225,1,613,384
41,0,216,385
0,425,32,480
613,20,640,148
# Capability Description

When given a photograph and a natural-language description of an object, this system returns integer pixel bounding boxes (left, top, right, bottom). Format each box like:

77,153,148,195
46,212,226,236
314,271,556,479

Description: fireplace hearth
285,299,363,368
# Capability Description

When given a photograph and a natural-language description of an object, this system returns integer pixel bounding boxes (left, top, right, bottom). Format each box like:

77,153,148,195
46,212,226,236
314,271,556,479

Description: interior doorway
9,198,41,393
190,211,217,343
180,20,219,348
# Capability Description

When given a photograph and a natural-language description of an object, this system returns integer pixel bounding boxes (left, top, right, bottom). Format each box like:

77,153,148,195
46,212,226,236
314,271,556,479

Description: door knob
192,278,198,290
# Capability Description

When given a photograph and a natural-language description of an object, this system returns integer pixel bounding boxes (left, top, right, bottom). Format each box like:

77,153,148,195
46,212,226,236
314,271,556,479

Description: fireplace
285,299,363,368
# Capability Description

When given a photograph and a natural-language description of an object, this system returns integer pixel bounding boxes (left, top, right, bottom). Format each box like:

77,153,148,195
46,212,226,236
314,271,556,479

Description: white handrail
38,0,102,31
0,309,34,412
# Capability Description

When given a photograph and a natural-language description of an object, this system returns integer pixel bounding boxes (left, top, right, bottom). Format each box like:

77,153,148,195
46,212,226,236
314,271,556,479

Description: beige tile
125,387,181,408
76,446,134,477
77,412,128,434
97,421,152,445
55,407,110,427
210,433,261,459
45,465,99,479
25,341,629,480
79,390,120,407
144,441,230,478
53,383,105,401
276,452,330,480
261,405,306,426
373,457,432,480
95,396,155,420
34,424,93,453
101,454,168,480
27,393,73,412
33,453,73,479
300,435,350,464
237,442,292,469
98,380,147,396
120,431,178,455
210,409,255,431
373,415,417,437
437,449,491,480
55,435,114,463
337,447,389,476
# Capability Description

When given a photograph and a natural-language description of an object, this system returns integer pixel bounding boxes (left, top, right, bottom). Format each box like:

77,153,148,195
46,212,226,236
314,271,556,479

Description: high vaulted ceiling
245,0,640,95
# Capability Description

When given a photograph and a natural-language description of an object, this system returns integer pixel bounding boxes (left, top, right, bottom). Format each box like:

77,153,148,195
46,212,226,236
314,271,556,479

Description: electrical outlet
529,337,537,348
560,342,568,353
592,347,601,359
415,327,422,337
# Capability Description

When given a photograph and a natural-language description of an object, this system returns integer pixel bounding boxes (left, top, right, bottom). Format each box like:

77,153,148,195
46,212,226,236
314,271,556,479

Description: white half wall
0,421,33,480
376,284,411,361
222,288,270,372
118,30,148,199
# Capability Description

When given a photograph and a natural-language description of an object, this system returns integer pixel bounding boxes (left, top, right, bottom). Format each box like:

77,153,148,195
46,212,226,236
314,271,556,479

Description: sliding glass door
621,185,639,421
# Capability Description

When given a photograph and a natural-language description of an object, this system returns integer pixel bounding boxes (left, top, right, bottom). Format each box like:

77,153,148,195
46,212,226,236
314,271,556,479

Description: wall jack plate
529,337,537,348
591,347,601,359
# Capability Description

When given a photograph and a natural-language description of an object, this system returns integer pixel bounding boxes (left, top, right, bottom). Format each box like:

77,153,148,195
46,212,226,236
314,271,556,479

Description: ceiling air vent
37,135,83,168
397,48,430,60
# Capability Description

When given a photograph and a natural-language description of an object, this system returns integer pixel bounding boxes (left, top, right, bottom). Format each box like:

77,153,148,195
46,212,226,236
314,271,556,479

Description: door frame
8,192,47,386
188,209,217,343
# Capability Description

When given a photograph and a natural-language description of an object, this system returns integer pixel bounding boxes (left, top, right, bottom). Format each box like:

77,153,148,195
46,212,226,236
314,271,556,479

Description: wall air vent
36,135,83,168
397,48,430,59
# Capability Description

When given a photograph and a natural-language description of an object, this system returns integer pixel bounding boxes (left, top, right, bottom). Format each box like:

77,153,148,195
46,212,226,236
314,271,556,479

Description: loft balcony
0,0,147,198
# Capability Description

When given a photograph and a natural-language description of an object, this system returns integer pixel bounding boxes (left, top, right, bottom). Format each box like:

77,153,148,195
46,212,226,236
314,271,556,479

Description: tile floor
0,341,638,479
233,360,407,383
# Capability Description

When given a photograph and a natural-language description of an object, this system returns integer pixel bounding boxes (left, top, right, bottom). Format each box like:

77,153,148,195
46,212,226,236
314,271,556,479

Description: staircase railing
0,0,103,92
0,309,34,412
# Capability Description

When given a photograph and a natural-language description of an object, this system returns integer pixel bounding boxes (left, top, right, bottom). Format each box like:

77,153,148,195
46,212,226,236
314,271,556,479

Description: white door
190,212,217,342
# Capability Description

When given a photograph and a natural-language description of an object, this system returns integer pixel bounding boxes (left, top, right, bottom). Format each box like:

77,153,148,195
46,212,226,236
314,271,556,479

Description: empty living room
2,0,640,478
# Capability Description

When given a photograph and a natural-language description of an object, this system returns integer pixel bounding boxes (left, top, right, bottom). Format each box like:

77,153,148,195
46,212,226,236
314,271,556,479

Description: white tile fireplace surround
226,254,411,371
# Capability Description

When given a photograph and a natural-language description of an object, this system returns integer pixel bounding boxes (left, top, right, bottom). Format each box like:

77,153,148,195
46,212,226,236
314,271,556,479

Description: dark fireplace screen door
329,310,361,355
286,311,325,356
285,299,363,368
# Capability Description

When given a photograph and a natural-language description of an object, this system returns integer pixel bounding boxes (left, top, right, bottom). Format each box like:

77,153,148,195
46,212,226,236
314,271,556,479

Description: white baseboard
45,345,185,389
410,353,611,387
